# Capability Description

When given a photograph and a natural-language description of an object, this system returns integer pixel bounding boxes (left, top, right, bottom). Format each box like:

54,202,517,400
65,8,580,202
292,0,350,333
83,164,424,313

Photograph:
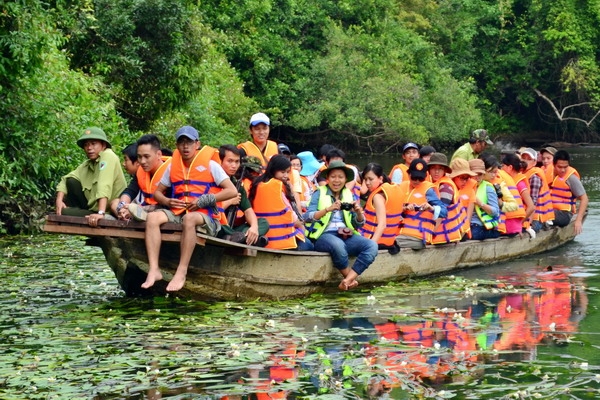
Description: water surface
1,147,599,399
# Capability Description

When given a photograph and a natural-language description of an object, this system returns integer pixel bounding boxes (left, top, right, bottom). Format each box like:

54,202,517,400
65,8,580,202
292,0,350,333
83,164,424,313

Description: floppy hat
407,158,428,180
175,126,199,141
319,160,355,181
77,127,111,148
297,151,322,176
519,147,537,160
427,152,451,173
540,146,557,156
468,159,486,174
249,112,270,126
471,129,493,145
402,142,419,153
449,158,477,178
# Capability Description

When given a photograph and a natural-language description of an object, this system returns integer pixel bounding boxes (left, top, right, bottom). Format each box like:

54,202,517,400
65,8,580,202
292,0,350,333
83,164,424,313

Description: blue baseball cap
175,126,199,141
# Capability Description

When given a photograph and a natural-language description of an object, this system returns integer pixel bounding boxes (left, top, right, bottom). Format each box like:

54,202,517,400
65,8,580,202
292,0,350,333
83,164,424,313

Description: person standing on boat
550,150,588,234
55,127,127,227
468,159,500,240
111,134,172,221
217,144,269,246
304,160,378,290
451,129,493,162
238,112,279,167
520,147,555,232
141,126,238,291
395,159,447,249
249,155,313,251
359,163,404,252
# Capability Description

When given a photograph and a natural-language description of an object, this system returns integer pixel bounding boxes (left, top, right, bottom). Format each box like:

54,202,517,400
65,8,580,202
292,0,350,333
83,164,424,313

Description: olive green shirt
451,142,478,162
56,148,127,211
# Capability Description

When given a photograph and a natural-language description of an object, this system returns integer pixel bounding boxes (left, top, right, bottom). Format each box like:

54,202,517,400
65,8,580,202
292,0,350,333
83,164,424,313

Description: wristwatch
97,210,105,215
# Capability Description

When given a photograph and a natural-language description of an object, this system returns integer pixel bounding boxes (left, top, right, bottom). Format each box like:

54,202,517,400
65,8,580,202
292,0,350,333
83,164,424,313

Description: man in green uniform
55,127,126,227
451,129,493,162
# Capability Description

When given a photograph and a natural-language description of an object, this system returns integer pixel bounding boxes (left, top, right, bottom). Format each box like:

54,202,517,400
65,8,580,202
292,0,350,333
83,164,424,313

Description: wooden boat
43,214,581,301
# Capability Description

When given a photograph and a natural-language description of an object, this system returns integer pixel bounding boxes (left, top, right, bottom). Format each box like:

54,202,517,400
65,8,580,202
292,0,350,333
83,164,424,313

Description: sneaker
128,203,148,222
227,231,247,244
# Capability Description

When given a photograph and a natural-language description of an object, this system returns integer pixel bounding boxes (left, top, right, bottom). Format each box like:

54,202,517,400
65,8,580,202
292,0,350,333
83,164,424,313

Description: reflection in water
208,266,591,399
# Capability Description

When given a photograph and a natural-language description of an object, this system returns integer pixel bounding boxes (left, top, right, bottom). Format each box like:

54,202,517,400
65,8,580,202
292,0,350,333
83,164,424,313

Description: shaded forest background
1,0,599,232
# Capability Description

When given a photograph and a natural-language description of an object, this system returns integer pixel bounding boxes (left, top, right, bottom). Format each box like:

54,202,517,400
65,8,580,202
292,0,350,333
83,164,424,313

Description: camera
493,183,504,199
340,202,354,211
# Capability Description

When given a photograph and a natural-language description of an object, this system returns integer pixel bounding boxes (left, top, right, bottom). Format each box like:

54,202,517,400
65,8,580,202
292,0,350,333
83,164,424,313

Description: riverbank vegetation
2,0,600,232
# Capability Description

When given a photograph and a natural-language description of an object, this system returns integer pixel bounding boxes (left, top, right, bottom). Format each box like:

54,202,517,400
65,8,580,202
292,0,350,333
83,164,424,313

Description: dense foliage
1,0,600,232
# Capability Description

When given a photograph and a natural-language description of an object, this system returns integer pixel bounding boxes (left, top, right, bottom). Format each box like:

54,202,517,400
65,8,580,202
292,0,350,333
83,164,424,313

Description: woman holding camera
304,160,378,290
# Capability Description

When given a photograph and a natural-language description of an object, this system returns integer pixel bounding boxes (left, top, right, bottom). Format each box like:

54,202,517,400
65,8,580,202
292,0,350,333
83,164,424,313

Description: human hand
56,201,67,216
245,226,259,245
86,213,104,227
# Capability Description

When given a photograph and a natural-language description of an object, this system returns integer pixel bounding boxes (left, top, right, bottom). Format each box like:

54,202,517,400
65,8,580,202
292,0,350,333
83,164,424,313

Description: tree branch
534,88,600,127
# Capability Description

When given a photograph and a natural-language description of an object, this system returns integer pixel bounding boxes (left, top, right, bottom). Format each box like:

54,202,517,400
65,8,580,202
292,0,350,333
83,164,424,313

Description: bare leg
167,213,206,292
338,267,359,290
141,211,169,288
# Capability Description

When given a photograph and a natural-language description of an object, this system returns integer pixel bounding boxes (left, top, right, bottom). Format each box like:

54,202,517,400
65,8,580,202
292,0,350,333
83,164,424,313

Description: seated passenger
359,163,403,251
304,160,378,290
318,148,361,197
111,134,171,221
500,153,535,236
290,154,314,211
395,159,447,249
468,159,500,240
540,146,557,184
55,127,127,226
218,144,269,246
121,142,140,176
389,142,420,184
141,126,237,291
449,158,477,239
550,150,588,234
427,153,463,244
520,148,555,232
482,154,520,236
249,155,314,251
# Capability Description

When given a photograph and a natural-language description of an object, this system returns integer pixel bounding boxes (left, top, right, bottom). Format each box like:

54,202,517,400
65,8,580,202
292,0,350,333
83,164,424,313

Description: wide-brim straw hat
449,158,477,178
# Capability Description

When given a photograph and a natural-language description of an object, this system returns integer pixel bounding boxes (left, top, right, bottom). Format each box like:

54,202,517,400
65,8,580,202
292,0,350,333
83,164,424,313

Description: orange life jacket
456,179,476,238
493,170,526,233
431,176,464,244
238,140,279,167
398,180,435,243
359,183,404,246
389,163,409,183
252,178,304,249
550,166,579,212
543,164,554,185
524,167,555,223
170,147,226,223
136,156,171,205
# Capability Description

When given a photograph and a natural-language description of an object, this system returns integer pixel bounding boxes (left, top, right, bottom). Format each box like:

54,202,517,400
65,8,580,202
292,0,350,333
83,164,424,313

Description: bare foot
339,278,359,290
166,272,186,292
141,270,163,289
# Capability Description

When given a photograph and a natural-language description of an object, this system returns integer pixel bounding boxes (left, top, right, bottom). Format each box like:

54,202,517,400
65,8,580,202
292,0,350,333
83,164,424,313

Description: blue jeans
296,237,315,251
470,224,500,240
313,232,378,275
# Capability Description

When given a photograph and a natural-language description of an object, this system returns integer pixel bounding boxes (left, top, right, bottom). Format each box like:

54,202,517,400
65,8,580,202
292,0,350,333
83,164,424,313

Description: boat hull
43,215,578,300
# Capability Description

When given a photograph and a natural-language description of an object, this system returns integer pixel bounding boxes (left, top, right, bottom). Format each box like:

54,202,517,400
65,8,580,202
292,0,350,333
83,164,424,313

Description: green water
1,147,600,399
